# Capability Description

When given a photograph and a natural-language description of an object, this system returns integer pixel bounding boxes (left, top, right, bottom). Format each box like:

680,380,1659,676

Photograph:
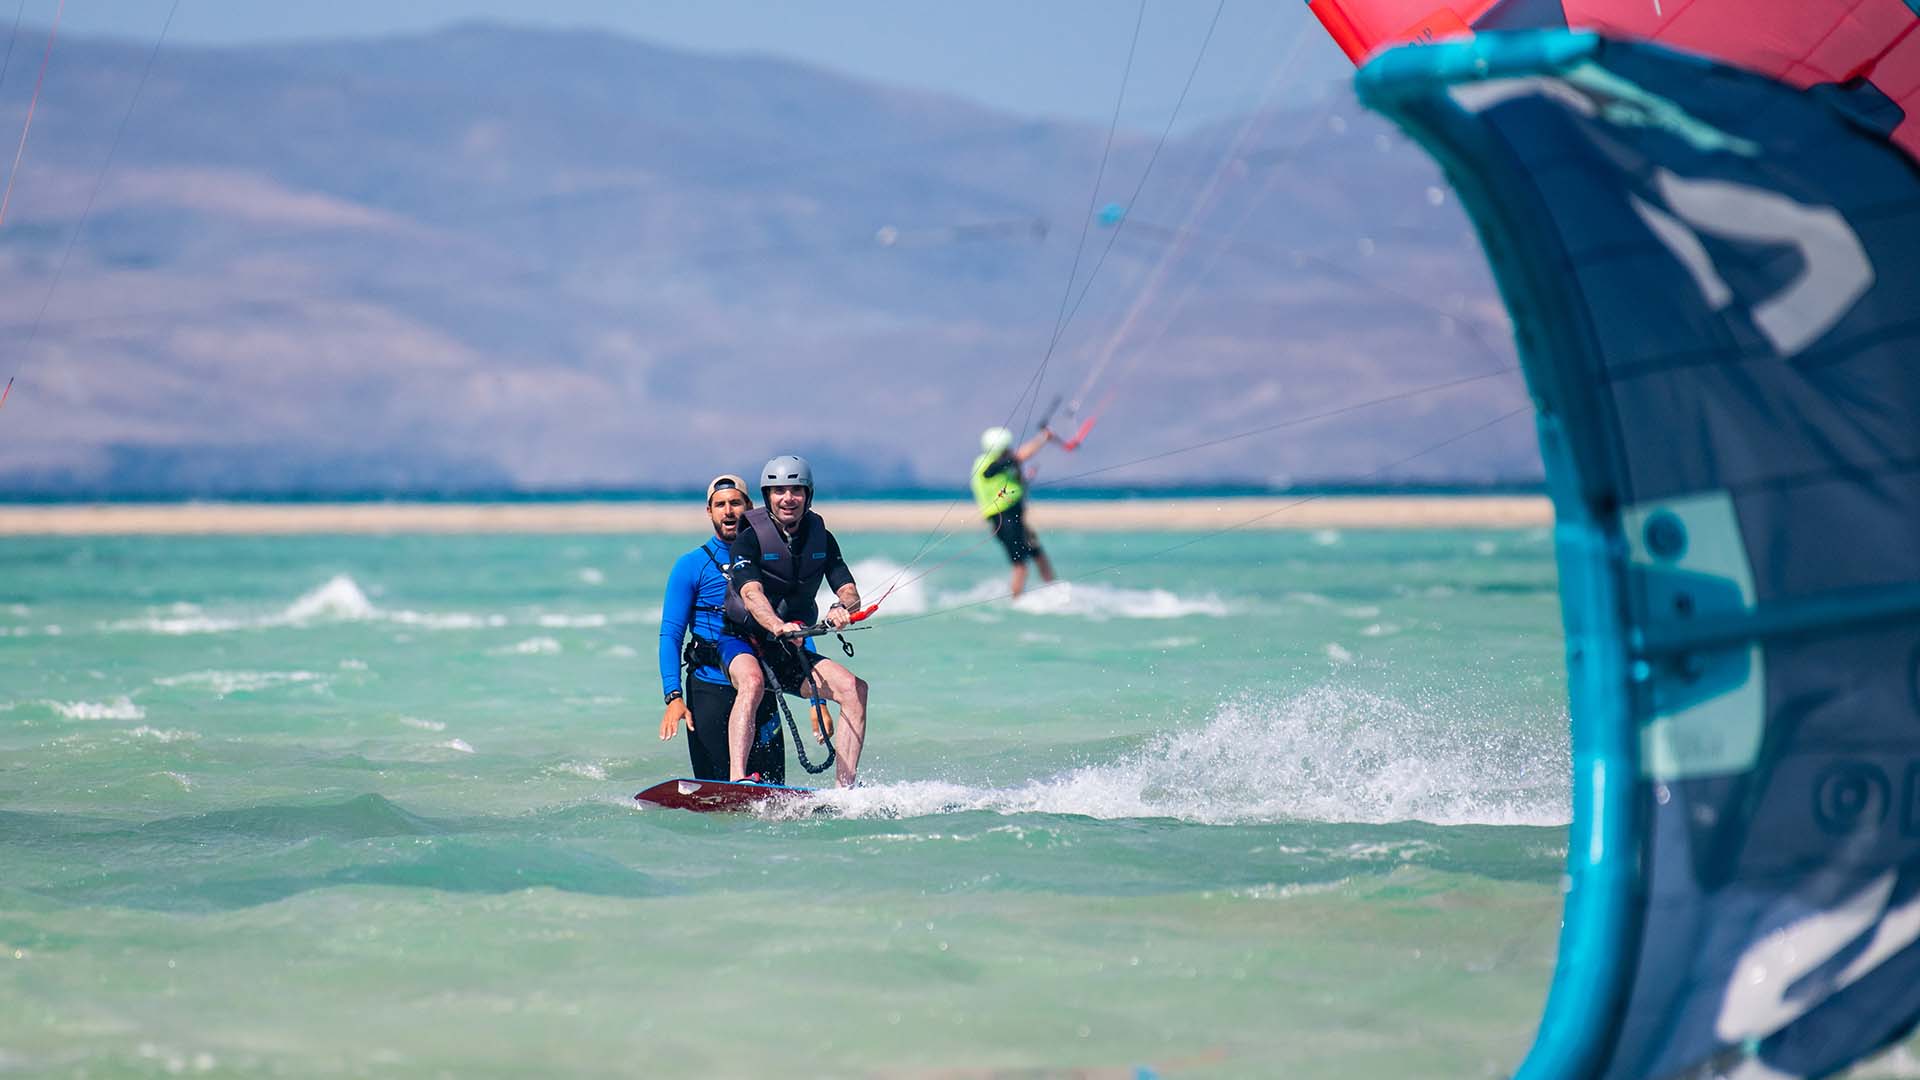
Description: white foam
440,738,476,754
1227,879,1353,901
130,726,199,743
1311,529,1342,547
1325,643,1354,664
556,761,608,780
154,670,323,696
105,576,373,635
603,644,639,659
835,558,1230,621
832,557,929,616
101,572,658,639
105,612,247,635
386,610,507,630
398,716,446,732
787,686,1569,828
564,694,625,708
104,574,510,636
934,578,1228,621
577,568,606,586
50,697,145,721
494,637,561,656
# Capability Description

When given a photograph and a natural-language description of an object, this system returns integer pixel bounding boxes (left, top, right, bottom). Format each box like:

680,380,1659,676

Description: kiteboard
633,777,814,812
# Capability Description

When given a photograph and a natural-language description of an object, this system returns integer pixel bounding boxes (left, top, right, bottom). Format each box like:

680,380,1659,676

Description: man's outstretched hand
659,697,692,740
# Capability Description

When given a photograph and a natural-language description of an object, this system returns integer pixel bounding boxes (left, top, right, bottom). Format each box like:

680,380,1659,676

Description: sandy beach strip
0,496,1551,535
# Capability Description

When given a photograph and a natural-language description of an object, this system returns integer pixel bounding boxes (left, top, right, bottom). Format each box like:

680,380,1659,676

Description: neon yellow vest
971,452,1025,518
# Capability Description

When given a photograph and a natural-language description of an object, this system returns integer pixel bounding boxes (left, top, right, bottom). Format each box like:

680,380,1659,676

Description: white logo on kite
1716,870,1920,1044
1631,169,1873,358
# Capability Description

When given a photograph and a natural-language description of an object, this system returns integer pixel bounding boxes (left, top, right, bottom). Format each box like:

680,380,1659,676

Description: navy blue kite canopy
1358,30,1920,1080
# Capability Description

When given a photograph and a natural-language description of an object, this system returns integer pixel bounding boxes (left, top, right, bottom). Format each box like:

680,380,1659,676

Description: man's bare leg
725,653,765,781
1032,545,1056,586
1009,562,1029,598
800,658,868,788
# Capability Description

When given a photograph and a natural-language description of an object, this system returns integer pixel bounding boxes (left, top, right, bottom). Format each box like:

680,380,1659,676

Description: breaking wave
49,697,146,721
282,576,377,621
102,575,652,637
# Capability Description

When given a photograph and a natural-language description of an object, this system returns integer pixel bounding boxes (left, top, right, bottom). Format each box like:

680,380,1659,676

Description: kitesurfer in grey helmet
971,426,1057,598
721,455,872,788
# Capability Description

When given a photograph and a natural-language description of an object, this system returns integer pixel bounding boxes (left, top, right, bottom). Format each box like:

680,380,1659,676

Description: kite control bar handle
776,604,880,640
1057,416,1096,451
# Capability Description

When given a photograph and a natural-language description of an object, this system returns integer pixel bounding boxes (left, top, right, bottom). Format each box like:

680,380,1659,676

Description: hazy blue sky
53,1,1354,129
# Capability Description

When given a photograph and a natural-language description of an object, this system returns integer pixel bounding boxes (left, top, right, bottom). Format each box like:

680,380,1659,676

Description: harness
971,451,1024,518
757,636,836,776
681,540,732,673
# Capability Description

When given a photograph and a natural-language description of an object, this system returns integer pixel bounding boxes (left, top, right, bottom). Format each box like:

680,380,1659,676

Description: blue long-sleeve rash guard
659,537,732,697
658,535,822,701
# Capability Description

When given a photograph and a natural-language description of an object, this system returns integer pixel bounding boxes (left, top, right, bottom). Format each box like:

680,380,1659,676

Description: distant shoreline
0,483,1546,504
0,496,1551,535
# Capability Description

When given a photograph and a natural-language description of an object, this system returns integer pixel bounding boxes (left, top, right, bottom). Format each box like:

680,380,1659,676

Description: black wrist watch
664,690,683,705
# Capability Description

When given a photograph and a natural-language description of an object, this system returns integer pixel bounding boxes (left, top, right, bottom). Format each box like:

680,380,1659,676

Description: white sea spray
493,637,561,656
789,685,1569,828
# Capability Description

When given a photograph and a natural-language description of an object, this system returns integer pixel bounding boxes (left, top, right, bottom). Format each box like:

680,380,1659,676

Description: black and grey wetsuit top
725,506,855,631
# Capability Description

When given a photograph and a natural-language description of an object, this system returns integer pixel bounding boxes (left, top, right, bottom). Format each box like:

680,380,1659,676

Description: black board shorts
988,500,1043,565
684,676,785,784
759,639,829,696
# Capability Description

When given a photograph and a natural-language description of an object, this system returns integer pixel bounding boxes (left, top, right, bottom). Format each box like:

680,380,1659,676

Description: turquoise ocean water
3,523,1579,1076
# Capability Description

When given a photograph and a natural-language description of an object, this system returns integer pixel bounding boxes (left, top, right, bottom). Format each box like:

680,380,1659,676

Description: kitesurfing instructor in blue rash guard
657,474,786,783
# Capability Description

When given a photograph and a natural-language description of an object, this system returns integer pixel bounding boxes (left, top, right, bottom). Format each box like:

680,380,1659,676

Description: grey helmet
759,455,814,506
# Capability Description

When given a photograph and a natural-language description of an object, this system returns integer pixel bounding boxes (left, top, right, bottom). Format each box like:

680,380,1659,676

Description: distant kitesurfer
971,426,1058,598
722,455,871,788
657,474,786,783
